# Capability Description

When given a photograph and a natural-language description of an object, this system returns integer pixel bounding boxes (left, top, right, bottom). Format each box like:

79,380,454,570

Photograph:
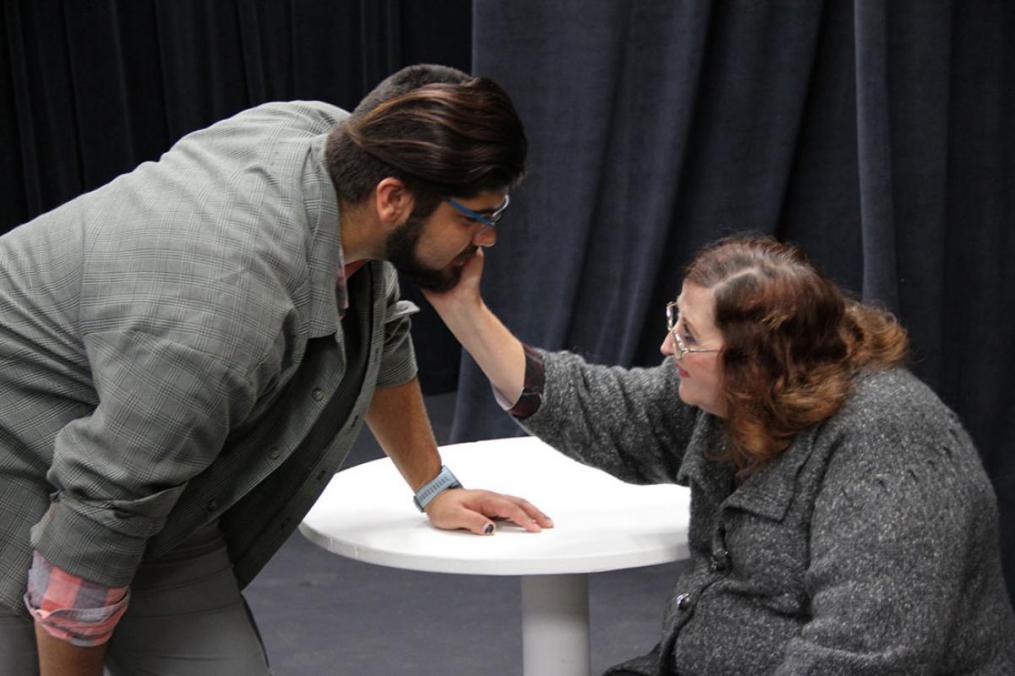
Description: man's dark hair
326,64,527,218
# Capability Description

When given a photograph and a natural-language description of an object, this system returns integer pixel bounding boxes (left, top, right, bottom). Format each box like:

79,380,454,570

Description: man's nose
474,226,497,248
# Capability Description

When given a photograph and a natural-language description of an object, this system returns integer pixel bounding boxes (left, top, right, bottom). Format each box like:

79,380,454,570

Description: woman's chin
676,385,697,409
678,385,724,417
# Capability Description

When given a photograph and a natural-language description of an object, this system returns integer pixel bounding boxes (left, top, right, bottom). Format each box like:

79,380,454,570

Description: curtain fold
1,0,471,232
0,0,472,393
464,0,1015,598
853,0,900,314
3,0,1013,599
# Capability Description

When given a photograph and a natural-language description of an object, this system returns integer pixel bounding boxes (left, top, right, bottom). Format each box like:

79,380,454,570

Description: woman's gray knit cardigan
517,351,1015,675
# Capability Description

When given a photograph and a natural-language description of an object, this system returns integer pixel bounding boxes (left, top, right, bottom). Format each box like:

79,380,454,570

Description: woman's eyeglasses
666,302,720,360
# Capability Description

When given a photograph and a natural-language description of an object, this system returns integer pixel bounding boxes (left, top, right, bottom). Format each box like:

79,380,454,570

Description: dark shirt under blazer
518,350,1015,674
0,101,418,613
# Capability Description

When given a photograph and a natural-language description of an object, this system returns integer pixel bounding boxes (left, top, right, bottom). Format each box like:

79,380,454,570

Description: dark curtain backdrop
0,0,470,391
462,0,1015,599
3,0,1014,600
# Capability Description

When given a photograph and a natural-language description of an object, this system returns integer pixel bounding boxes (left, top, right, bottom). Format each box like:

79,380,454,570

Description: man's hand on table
425,489,554,535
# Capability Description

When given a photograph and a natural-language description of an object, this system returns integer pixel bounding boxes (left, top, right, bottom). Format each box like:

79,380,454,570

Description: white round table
299,436,691,676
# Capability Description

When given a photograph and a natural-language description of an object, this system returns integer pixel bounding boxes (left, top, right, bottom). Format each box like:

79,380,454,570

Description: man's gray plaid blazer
0,101,419,614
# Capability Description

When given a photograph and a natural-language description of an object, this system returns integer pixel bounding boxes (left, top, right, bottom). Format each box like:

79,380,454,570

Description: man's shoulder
110,101,347,231
222,100,350,133
165,100,347,162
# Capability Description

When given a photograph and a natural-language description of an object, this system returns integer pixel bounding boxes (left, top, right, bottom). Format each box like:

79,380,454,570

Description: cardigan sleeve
515,349,698,485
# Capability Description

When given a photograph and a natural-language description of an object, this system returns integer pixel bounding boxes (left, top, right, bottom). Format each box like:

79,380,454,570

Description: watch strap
413,465,462,512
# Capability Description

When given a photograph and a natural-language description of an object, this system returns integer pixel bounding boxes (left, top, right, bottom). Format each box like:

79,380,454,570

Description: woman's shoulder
814,367,990,499
833,367,955,437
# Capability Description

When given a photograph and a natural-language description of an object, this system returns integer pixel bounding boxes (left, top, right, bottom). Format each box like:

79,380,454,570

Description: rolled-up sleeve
375,265,419,388
25,551,129,647
32,329,258,587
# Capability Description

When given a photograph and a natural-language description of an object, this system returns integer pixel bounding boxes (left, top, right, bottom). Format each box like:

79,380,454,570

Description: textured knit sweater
518,350,1015,675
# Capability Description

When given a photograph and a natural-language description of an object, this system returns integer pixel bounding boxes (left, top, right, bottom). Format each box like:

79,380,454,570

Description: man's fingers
481,495,551,533
515,497,554,529
492,494,554,529
457,508,497,536
426,490,553,535
425,491,496,535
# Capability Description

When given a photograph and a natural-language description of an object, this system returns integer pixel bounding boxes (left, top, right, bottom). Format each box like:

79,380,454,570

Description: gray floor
245,393,684,675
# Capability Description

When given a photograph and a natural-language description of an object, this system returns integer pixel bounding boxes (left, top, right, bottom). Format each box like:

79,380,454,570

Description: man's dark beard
384,216,474,292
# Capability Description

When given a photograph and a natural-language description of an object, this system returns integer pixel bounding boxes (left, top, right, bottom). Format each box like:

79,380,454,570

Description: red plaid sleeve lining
24,550,130,647
490,344,545,419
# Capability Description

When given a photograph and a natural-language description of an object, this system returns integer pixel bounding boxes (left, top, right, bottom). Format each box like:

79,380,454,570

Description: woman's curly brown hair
684,236,909,478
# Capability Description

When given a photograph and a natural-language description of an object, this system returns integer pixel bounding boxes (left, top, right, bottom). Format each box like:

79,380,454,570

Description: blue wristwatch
413,465,462,511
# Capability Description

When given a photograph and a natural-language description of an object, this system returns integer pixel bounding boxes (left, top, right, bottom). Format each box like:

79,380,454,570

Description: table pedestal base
521,573,590,676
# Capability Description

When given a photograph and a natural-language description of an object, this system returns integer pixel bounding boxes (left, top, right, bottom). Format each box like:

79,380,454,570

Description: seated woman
425,235,1015,674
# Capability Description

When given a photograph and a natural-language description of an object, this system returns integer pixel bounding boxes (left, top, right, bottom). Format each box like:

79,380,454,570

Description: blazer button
312,388,324,401
675,593,692,611
710,548,730,572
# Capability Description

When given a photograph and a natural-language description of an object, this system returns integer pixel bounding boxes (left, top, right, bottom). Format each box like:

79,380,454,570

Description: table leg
521,573,590,676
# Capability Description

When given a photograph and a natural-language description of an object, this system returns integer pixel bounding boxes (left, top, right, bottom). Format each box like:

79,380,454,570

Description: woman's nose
660,330,675,357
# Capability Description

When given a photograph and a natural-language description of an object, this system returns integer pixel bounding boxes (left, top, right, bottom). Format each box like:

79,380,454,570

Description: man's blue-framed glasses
447,194,511,229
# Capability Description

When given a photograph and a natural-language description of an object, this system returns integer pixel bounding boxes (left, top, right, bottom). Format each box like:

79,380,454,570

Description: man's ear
374,177,414,228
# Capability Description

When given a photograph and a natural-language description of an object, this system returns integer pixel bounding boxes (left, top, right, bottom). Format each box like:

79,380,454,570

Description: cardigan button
206,499,219,512
675,593,692,611
268,447,281,460
312,388,325,402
